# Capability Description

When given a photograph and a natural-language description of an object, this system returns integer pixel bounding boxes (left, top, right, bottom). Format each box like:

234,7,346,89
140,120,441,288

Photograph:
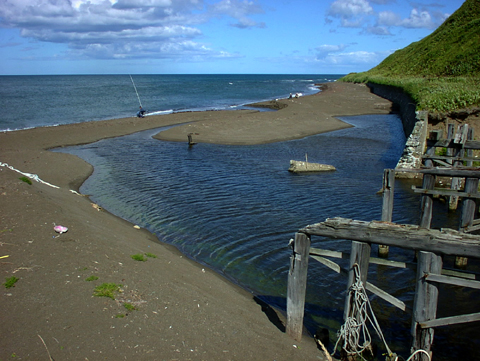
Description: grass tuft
131,253,147,262
93,283,122,300
19,176,32,185
4,276,19,289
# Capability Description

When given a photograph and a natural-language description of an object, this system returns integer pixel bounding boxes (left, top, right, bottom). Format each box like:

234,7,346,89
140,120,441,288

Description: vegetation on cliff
341,0,480,113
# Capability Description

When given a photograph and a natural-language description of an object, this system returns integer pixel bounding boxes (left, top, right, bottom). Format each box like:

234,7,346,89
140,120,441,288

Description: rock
288,160,336,173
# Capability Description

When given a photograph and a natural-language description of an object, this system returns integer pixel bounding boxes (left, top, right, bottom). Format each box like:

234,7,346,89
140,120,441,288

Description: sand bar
0,82,393,360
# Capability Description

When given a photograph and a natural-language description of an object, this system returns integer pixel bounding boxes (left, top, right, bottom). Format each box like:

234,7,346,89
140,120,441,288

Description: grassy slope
341,0,480,113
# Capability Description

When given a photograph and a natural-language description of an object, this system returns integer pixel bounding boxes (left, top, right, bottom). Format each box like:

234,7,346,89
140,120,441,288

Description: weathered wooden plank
431,139,480,150
449,126,466,210
420,138,436,228
460,177,479,231
411,251,442,360
454,124,469,144
400,167,480,178
465,223,480,233
380,169,395,257
309,246,480,280
365,281,406,311
344,241,371,320
411,186,480,199
286,233,311,341
310,247,409,269
309,248,344,259
425,273,480,290
419,312,480,328
422,154,479,163
310,255,343,274
300,218,480,258
381,169,395,222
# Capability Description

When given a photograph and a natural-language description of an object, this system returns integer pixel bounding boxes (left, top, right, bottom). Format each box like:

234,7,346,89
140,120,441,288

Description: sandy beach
0,82,393,360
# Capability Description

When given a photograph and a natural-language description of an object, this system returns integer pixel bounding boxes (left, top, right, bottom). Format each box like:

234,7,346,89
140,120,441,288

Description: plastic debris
53,225,68,234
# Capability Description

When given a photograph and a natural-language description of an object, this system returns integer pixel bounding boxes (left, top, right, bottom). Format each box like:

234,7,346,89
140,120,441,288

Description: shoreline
0,82,393,360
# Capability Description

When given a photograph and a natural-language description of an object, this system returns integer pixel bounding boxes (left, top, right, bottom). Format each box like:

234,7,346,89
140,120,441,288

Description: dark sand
0,82,393,360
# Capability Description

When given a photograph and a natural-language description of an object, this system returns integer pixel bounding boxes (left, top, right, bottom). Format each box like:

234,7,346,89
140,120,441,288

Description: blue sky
0,0,465,75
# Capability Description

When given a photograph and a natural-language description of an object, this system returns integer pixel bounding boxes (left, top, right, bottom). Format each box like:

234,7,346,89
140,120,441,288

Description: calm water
55,113,479,360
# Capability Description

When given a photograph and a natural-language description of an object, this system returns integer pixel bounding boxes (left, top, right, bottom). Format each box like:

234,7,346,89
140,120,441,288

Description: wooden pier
286,124,480,360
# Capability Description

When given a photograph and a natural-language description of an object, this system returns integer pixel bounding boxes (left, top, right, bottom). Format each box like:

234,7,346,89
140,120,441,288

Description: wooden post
286,232,311,341
379,169,395,257
449,125,469,210
466,127,474,167
344,241,371,320
411,251,442,361
420,131,440,228
456,177,479,268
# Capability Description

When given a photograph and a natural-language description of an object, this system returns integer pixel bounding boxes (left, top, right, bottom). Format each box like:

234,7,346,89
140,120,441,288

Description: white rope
333,263,393,359
0,162,60,189
333,264,432,361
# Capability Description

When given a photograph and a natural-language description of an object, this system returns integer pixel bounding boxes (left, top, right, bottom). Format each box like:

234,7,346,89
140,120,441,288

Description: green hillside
341,0,480,113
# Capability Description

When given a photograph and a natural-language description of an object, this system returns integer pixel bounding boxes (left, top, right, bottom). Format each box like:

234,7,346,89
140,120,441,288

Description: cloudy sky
0,0,464,75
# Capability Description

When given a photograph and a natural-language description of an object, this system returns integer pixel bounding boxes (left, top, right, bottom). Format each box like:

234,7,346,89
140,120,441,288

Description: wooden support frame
286,232,311,341
411,251,442,361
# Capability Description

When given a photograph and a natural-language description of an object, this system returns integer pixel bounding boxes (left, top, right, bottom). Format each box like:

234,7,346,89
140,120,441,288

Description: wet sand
0,82,392,360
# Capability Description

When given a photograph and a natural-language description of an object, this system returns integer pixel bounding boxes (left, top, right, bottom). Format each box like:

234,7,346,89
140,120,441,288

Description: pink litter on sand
53,225,68,234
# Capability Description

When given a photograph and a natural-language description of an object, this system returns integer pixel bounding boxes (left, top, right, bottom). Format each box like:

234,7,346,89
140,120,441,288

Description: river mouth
54,113,479,360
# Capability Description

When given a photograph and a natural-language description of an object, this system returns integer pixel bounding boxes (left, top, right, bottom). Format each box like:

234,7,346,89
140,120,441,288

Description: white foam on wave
145,109,174,116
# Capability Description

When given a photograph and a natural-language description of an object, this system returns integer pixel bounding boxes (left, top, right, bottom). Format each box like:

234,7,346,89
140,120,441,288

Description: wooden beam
310,247,409,269
300,218,480,258
309,246,480,280
425,273,480,290
419,312,480,328
365,281,406,311
431,139,480,150
310,255,343,274
412,187,480,199
286,232,311,341
400,167,480,178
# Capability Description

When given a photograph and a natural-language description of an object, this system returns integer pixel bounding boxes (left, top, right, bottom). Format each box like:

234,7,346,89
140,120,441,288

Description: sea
1,74,478,360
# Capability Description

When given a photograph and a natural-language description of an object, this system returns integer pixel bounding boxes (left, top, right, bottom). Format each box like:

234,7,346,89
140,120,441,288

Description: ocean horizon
0,74,344,132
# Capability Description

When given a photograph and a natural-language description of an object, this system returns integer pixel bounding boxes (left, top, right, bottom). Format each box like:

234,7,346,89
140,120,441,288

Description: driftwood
288,160,336,173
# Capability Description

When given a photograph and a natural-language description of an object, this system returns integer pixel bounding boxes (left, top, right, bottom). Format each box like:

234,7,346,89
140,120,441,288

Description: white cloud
323,50,391,65
0,0,262,60
377,10,401,27
208,0,265,28
314,44,348,60
328,0,374,18
327,1,450,33
400,8,435,29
